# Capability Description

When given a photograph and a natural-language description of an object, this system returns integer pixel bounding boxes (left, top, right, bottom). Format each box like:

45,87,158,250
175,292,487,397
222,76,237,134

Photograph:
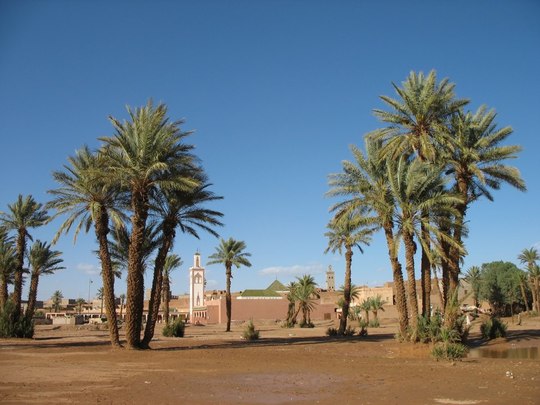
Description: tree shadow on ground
151,333,396,352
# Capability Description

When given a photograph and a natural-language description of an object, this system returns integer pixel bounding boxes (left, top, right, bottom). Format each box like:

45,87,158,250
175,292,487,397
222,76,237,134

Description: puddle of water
468,346,539,359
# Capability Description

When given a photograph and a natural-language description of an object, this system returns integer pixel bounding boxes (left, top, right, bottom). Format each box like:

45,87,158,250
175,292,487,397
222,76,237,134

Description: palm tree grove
0,72,534,347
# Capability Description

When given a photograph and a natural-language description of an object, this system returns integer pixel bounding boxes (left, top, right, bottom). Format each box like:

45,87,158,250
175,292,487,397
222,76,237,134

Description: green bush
242,320,260,340
480,317,507,340
432,342,468,361
368,319,380,328
0,301,34,338
162,318,185,337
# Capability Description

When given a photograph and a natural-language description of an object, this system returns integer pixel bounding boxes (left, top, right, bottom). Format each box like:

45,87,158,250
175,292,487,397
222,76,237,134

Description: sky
1,1,539,301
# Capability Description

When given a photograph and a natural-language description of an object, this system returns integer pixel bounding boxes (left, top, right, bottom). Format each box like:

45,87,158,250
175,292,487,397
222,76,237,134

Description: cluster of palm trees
0,195,59,336
518,248,540,313
284,274,319,327
327,70,526,339
0,101,225,349
46,101,224,349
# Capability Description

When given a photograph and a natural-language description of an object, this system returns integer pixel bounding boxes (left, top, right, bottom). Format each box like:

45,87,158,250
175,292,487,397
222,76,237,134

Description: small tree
51,290,63,313
75,298,85,314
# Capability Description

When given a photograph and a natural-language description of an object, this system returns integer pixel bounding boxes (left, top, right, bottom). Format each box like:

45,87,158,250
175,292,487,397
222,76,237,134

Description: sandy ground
0,316,539,405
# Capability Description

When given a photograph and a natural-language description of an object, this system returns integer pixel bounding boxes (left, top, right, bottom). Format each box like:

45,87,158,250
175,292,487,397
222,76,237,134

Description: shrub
162,318,185,338
344,325,356,336
299,320,314,328
326,327,338,336
242,320,260,340
480,317,507,340
368,319,380,328
0,300,34,338
432,342,468,361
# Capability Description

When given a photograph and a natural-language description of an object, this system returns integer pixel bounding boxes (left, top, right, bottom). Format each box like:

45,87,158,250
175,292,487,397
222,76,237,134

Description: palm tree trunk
0,272,8,309
338,247,353,335
25,272,39,319
291,303,302,325
449,177,468,298
383,224,408,336
403,231,419,331
142,225,173,348
95,207,121,348
420,223,431,318
13,230,26,321
225,266,232,332
519,280,530,312
163,281,170,323
125,191,149,349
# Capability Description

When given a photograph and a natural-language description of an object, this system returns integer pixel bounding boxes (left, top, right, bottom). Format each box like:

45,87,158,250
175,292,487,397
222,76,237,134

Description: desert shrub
162,318,185,338
242,320,260,340
0,301,34,338
358,319,368,336
529,310,538,317
326,327,338,336
432,342,468,361
299,320,314,328
343,325,356,336
368,319,380,328
480,317,507,340
281,320,295,328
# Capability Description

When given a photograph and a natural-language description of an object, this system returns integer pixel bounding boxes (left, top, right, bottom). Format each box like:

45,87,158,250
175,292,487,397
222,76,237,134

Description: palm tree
444,107,526,294
75,298,86,314
0,195,49,320
142,179,223,347
48,146,123,347
0,228,16,309
370,295,386,323
369,70,468,318
25,240,64,320
327,139,409,337
359,298,371,324
100,101,199,349
285,281,298,327
162,254,183,324
51,290,63,313
119,293,126,319
463,266,482,308
387,156,461,332
207,238,252,332
518,247,539,312
97,287,104,317
325,211,373,335
292,274,319,327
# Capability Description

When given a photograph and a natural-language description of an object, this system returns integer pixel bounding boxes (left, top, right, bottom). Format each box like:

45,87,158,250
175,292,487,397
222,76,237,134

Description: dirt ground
0,316,539,405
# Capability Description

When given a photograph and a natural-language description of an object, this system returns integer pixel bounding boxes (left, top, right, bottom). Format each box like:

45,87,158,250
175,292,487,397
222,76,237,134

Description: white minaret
189,252,206,319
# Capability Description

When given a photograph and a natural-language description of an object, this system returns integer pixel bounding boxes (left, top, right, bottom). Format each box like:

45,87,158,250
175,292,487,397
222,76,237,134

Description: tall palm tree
51,290,63,313
97,287,104,317
25,240,64,320
325,211,373,335
142,179,223,347
387,156,461,332
161,254,182,324
463,266,482,308
0,228,16,309
0,195,49,320
369,70,468,317
100,101,199,349
327,139,409,337
518,247,539,312
48,146,123,347
444,107,526,294
207,238,252,332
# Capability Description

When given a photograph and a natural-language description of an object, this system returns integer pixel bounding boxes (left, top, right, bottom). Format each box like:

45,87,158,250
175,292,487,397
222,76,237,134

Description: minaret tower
326,265,335,292
189,252,206,320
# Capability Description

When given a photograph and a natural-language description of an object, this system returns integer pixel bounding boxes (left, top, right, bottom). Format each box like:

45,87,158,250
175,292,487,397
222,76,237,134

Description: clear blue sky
1,1,539,301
